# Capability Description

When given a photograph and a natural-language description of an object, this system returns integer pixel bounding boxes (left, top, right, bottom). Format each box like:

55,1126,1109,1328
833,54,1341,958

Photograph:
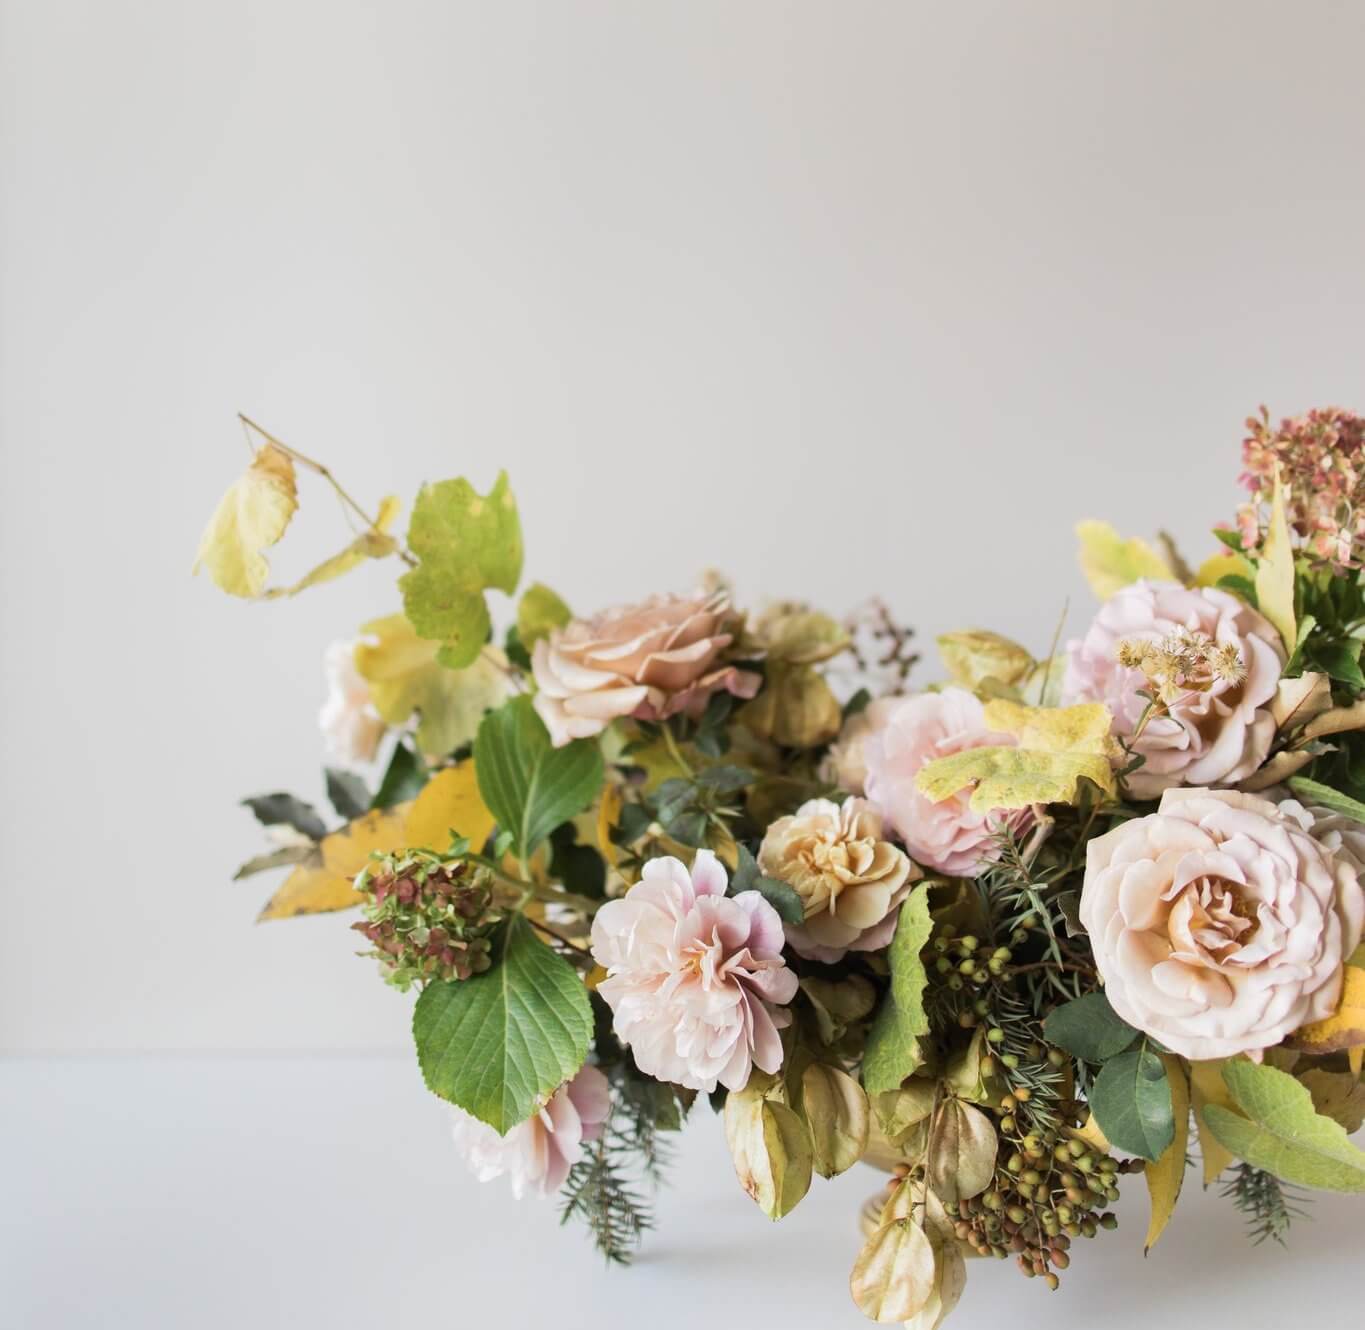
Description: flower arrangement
198,409,1365,1324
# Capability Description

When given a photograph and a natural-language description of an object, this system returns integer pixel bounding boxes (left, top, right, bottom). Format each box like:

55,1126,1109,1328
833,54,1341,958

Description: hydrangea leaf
262,495,401,598
1254,466,1297,652
400,471,524,669
915,699,1118,811
412,913,592,1133
193,444,298,597
1076,519,1173,600
937,630,1034,690
516,582,571,648
1144,1053,1190,1251
862,887,934,1093
354,613,508,758
1290,963,1365,1054
1204,1059,1365,1192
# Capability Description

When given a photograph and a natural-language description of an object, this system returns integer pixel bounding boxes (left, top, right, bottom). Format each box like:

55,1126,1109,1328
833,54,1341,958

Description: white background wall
4,0,1364,1054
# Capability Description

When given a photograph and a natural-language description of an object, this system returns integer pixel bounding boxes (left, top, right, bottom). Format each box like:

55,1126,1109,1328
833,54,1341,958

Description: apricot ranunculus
531,590,761,747
1079,788,1364,1061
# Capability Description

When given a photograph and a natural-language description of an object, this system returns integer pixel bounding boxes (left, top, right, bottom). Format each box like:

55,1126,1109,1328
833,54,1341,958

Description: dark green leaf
613,802,653,845
1043,992,1140,1063
1318,641,1365,690
662,810,708,847
1213,528,1245,554
694,765,756,794
727,845,804,923
1216,575,1258,607
324,768,370,820
371,740,427,810
1089,1043,1174,1161
240,793,326,841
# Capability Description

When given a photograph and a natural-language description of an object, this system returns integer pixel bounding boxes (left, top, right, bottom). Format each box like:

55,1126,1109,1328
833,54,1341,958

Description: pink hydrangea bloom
449,1064,610,1199
1062,580,1284,800
590,850,797,1093
862,687,1031,878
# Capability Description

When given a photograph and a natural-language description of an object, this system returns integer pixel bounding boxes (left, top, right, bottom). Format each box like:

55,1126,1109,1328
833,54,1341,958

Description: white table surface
4,1056,1357,1329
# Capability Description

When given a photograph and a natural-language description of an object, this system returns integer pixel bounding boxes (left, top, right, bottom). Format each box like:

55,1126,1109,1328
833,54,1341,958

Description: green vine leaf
412,913,592,1133
862,887,934,1094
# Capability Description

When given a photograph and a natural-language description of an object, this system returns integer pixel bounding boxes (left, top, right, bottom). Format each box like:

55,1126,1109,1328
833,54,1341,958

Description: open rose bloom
532,590,761,746
590,850,797,1092
1081,788,1364,1060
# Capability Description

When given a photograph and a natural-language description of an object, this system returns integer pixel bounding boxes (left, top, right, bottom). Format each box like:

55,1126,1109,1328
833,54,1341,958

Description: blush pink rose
1080,788,1364,1061
590,850,798,1093
1062,580,1285,800
824,698,904,796
449,1063,610,1199
862,687,1032,878
532,590,761,747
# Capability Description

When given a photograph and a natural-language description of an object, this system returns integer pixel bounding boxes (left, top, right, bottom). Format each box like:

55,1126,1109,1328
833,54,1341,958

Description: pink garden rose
318,640,385,766
1062,580,1284,800
590,849,797,1093
1080,788,1364,1061
532,590,761,747
862,687,1031,878
449,1063,610,1199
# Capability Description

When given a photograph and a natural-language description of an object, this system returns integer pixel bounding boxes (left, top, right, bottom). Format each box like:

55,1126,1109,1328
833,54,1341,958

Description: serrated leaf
862,887,933,1093
1144,1053,1189,1251
849,1209,937,1324
355,613,508,757
1076,519,1173,600
801,1064,869,1179
399,471,524,669
1204,1059,1365,1192
915,699,1117,811
1254,467,1297,653
723,1076,814,1219
193,444,298,598
937,630,1034,690
412,914,591,1132
1089,1043,1174,1162
926,1099,997,1205
516,582,571,647
1291,964,1365,1054
1189,1058,1237,1185
1043,992,1139,1063
474,695,604,860
241,792,327,841
262,494,402,598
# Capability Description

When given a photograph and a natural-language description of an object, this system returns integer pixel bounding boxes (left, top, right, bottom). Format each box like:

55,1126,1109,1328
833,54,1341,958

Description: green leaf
1318,641,1365,691
371,740,427,810
1089,1043,1174,1162
1286,776,1365,825
473,696,604,859
412,913,592,1133
400,471,524,669
324,768,370,821
729,844,804,924
1043,992,1140,1063
241,792,326,841
862,887,934,1093
516,582,571,647
1203,1059,1365,1192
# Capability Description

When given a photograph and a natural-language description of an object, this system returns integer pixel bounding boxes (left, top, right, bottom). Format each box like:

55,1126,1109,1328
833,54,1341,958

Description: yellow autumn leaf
915,699,1118,811
1144,1053,1190,1251
1293,965,1365,1055
937,630,1034,690
1076,520,1174,600
1195,551,1252,589
403,763,496,853
1254,466,1297,652
595,782,623,866
1189,1058,1237,1185
354,613,507,757
193,444,298,598
262,495,402,598
1073,1113,1110,1154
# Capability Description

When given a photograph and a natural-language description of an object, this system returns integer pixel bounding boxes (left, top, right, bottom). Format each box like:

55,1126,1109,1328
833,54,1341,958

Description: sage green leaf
801,1063,870,1179
1043,992,1139,1063
1089,1044,1174,1162
862,887,933,1093
241,792,327,841
412,913,591,1133
473,696,604,859
400,471,524,669
1203,1059,1365,1192
1286,776,1365,826
516,582,571,647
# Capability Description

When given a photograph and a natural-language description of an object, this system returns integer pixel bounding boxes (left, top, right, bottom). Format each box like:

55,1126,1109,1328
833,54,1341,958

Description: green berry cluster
352,847,501,989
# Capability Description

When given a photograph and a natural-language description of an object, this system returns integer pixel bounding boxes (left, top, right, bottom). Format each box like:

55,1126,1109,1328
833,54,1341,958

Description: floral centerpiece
197,408,1365,1325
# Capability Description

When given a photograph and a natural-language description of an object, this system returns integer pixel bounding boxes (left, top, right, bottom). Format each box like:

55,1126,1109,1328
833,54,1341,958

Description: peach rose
758,797,917,962
824,698,903,796
532,590,761,747
1080,788,1364,1060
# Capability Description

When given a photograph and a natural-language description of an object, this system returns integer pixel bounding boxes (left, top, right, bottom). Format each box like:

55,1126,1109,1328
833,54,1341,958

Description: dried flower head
1237,405,1365,567
1115,627,1247,708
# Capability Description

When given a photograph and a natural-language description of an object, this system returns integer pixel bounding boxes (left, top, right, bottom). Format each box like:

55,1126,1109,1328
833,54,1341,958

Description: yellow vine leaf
259,762,492,921
1293,965,1365,1055
1076,520,1173,600
354,613,507,757
916,699,1118,811
1189,1058,1237,1185
1144,1054,1190,1251
937,630,1034,690
193,444,298,598
1254,466,1297,652
262,495,402,598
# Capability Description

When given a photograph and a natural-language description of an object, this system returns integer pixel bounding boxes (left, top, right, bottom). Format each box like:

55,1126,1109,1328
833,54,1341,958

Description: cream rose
1080,788,1364,1060
532,590,761,747
758,797,917,962
318,639,385,766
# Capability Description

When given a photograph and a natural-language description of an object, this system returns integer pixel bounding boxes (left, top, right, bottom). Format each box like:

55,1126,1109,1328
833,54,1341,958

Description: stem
526,916,594,959
470,853,601,915
661,722,695,778
238,413,417,567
